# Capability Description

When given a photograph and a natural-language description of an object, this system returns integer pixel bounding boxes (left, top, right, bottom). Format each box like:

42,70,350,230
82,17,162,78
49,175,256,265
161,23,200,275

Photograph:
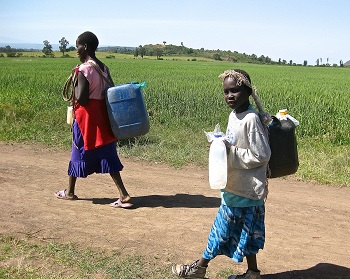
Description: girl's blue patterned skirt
202,204,265,262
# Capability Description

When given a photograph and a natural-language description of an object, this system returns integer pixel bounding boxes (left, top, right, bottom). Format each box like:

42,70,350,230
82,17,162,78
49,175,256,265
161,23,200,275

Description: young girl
172,69,271,279
54,31,132,208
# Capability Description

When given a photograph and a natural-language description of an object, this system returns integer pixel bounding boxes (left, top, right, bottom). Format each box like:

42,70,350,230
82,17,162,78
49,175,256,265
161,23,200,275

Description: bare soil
0,142,349,279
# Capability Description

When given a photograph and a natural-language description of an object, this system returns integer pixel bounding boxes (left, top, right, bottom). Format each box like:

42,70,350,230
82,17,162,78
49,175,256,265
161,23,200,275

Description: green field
1,56,350,186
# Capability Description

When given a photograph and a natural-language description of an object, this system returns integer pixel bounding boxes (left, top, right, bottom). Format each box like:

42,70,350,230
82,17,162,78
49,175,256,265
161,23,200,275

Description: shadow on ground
80,193,221,208
261,263,349,279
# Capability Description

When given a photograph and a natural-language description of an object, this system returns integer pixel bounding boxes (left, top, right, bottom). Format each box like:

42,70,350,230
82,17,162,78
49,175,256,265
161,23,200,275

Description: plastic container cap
279,109,288,116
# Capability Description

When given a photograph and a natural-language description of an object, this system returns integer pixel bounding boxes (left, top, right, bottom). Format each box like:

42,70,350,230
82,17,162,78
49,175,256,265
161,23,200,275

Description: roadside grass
0,234,175,279
0,234,237,279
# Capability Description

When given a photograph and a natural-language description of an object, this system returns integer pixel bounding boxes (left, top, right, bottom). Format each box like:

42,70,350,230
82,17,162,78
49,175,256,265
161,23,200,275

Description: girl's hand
223,139,232,154
207,143,211,153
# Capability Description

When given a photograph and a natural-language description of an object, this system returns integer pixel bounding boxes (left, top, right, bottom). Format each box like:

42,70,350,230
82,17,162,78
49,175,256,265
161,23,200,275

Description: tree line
0,37,74,58
1,38,346,67
132,43,345,67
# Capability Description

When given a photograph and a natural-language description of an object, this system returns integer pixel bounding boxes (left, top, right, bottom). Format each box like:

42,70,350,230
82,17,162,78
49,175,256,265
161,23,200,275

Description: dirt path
0,142,349,278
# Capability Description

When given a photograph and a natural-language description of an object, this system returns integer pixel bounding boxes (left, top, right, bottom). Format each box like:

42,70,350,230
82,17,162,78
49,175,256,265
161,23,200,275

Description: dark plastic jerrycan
268,116,299,178
105,83,149,140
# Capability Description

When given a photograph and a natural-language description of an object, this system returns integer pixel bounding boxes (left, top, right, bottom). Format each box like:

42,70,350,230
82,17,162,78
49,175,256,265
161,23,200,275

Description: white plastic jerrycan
208,134,227,189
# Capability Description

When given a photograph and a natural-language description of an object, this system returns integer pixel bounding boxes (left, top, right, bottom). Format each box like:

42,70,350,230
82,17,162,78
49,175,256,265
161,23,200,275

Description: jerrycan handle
130,81,147,89
268,116,282,129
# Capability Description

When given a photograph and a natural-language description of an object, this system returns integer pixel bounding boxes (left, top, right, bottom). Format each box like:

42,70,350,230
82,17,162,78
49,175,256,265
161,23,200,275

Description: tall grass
0,57,350,185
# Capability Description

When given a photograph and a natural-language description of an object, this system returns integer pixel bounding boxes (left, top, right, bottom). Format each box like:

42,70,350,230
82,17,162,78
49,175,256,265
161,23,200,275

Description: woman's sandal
110,199,133,208
54,189,78,200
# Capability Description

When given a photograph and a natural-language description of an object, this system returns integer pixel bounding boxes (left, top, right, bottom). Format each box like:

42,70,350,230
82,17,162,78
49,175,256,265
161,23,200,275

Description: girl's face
76,40,88,63
223,77,250,113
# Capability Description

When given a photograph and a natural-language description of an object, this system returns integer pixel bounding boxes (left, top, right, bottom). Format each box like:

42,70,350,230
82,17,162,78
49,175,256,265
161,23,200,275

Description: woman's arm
75,72,89,106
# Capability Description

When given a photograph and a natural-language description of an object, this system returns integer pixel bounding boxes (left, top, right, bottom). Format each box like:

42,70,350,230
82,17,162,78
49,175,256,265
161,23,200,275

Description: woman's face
76,40,88,63
223,77,250,113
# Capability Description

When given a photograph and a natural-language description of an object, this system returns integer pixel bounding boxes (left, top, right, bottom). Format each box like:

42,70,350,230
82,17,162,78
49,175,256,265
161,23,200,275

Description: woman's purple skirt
68,121,123,178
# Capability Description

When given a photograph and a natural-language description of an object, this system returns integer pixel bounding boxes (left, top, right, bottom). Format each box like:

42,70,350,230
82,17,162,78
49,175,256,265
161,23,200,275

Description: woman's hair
77,31,99,52
219,69,271,126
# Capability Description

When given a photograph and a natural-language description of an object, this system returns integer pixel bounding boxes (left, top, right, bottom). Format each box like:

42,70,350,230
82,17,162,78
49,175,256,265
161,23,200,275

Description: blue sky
1,0,349,64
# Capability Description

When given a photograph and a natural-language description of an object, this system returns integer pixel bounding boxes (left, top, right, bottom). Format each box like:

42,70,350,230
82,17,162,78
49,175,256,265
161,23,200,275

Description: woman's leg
110,171,131,202
55,176,77,200
66,176,77,197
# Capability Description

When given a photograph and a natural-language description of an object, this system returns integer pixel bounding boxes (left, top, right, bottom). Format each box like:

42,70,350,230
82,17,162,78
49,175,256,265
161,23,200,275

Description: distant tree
289,60,293,65
282,59,287,65
303,60,308,66
155,47,163,59
213,53,222,61
134,48,139,58
68,46,75,52
181,42,184,47
186,48,194,54
340,60,344,67
258,55,265,63
163,41,166,46
139,45,145,58
59,37,69,56
42,40,53,55
316,58,319,66
278,58,281,64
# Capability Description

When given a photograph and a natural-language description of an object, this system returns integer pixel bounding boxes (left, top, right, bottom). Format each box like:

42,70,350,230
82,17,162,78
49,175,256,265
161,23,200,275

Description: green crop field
1,56,350,186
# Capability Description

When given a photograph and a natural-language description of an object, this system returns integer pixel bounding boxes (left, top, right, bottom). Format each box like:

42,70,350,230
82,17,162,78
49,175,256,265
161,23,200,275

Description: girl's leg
197,258,210,267
246,254,259,272
110,171,131,202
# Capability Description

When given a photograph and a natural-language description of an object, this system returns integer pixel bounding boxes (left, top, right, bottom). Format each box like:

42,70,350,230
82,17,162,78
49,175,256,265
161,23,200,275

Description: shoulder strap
87,61,114,87
250,86,272,127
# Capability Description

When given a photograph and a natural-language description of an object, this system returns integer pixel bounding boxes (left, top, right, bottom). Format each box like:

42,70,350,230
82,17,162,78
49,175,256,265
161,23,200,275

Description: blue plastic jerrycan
105,82,149,140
